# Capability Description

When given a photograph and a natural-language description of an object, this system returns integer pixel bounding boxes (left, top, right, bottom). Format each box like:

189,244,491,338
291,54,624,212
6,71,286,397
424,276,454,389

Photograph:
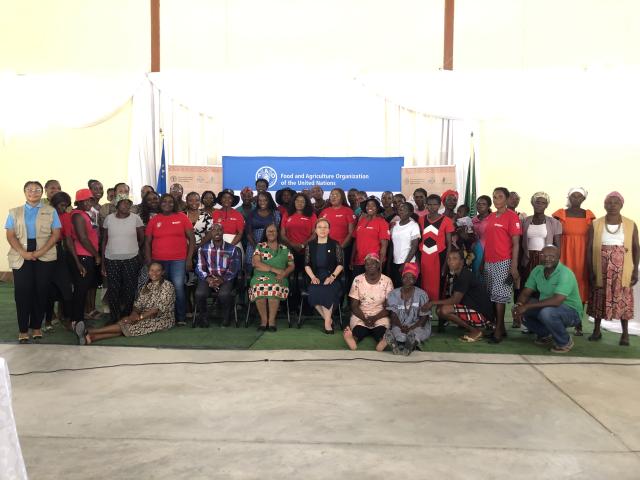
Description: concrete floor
1,345,640,480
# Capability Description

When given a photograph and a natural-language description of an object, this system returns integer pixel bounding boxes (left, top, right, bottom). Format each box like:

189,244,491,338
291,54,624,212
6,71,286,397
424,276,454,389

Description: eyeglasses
26,188,42,193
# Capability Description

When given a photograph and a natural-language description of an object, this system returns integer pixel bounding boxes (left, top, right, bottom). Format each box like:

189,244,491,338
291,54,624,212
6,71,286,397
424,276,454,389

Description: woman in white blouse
390,202,421,287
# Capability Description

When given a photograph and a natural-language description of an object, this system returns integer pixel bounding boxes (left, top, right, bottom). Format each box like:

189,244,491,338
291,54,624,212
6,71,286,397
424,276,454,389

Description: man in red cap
384,262,431,355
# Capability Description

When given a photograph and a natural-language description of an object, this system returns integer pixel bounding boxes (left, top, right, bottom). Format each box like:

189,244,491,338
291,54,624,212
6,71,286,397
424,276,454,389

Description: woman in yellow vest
5,181,61,343
587,192,639,346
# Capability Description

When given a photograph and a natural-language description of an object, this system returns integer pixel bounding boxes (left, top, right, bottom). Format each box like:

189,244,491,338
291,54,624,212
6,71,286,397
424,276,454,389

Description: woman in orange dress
552,187,595,335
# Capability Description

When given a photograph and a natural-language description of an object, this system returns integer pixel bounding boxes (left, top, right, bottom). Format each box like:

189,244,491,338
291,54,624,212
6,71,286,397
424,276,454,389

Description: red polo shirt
282,212,317,245
212,208,245,235
353,216,390,265
483,209,522,262
145,212,193,261
320,206,356,245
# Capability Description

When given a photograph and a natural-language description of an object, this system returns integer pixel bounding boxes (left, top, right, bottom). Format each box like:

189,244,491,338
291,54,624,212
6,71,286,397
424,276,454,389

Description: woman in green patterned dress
249,223,295,331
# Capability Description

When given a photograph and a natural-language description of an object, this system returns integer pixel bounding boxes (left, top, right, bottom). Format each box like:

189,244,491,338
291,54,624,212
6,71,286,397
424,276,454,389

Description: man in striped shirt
195,223,241,327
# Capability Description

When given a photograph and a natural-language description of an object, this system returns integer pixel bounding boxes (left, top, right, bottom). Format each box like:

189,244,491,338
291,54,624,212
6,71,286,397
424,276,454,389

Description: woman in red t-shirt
281,193,317,306
213,189,245,246
320,188,355,248
351,197,390,278
144,194,195,326
68,189,101,330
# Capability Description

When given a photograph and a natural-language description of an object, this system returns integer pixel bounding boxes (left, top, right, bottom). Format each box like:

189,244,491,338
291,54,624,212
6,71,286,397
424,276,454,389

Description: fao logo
255,166,278,188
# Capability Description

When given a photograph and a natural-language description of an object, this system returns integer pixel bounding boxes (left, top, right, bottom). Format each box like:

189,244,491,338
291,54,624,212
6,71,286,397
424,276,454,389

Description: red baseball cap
75,188,94,203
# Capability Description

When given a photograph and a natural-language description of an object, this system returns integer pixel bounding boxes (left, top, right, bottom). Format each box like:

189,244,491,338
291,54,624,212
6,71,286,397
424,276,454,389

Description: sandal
459,334,483,343
18,335,29,344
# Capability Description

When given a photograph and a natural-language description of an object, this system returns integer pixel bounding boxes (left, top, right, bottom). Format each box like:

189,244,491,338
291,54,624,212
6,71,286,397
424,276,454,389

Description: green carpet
0,283,638,358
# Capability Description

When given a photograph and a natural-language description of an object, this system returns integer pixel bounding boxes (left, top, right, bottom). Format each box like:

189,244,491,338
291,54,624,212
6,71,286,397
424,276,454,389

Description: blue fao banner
222,156,403,191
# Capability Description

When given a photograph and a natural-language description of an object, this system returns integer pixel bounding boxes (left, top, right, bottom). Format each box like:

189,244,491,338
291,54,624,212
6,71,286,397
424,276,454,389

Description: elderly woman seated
384,262,431,355
249,223,295,332
343,253,394,351
75,262,176,344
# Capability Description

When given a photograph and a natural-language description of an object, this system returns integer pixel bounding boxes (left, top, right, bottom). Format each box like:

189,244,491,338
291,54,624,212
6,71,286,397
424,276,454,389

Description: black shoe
268,326,277,332
257,325,267,332
222,319,231,328
487,335,503,344
323,329,335,335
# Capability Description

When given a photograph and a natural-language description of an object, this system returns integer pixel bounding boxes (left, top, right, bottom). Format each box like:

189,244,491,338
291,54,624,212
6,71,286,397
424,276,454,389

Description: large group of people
5,177,639,353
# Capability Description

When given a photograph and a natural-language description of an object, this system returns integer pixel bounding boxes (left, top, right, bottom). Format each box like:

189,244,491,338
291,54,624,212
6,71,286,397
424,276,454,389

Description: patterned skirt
249,274,290,302
587,245,634,321
522,250,543,284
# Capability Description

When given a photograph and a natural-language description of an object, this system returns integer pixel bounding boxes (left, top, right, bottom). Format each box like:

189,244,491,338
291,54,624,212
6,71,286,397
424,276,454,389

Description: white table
0,357,28,480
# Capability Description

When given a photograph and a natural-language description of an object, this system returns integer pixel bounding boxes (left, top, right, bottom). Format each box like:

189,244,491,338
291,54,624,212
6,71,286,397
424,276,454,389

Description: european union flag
156,140,167,194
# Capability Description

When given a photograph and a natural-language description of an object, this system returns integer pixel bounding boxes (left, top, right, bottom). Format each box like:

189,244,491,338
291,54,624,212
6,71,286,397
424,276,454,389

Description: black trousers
71,256,97,322
46,244,73,322
352,325,387,343
195,278,234,326
105,257,141,323
13,239,55,333
289,252,306,311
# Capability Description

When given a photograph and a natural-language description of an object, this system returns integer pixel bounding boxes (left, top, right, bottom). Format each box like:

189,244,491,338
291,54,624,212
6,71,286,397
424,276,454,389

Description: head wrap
530,192,550,204
567,187,588,199
241,186,253,196
364,252,381,264
441,190,459,203
565,187,588,207
605,191,624,205
401,262,419,278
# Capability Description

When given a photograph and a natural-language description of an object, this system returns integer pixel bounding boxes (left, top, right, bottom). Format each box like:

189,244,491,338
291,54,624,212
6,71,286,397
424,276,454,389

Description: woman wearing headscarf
384,262,431,355
587,192,639,346
552,187,595,326
520,192,563,283
419,194,454,302
441,190,459,219
343,253,393,351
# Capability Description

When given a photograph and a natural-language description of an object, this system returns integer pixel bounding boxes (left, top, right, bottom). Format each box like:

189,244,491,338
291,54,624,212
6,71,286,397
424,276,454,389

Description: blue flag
156,140,167,195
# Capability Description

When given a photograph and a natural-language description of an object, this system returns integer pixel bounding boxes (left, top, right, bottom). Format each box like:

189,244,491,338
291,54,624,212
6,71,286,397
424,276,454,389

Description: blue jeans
523,304,581,347
155,259,186,322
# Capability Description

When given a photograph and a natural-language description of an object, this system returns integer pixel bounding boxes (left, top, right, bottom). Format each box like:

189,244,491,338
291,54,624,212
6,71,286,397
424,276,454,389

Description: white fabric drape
0,73,143,137
129,72,474,201
0,358,28,480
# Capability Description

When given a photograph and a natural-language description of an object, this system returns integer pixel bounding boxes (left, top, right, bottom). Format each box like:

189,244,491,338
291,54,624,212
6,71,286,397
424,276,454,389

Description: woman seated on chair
343,252,393,351
304,218,344,334
249,223,295,332
75,262,176,344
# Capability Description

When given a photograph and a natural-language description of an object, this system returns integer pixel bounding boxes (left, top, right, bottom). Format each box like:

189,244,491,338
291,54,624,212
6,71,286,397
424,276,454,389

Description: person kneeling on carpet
343,253,393,351
512,245,583,353
384,262,431,355
194,223,242,327
423,249,494,343
75,262,175,344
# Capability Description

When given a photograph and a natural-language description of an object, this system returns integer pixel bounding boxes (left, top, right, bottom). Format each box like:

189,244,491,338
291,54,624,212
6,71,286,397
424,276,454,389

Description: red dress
419,215,454,301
